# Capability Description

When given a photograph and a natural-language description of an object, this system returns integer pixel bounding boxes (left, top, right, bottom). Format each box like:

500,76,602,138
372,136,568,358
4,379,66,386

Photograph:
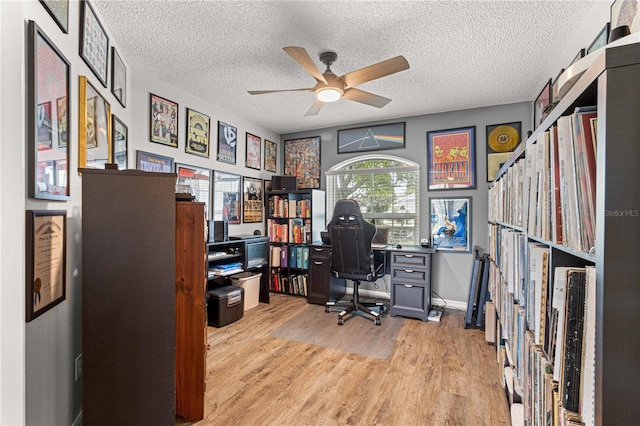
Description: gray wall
282,101,532,304
0,1,610,424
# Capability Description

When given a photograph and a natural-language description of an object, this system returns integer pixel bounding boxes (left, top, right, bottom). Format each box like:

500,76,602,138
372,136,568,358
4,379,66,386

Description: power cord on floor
431,289,447,313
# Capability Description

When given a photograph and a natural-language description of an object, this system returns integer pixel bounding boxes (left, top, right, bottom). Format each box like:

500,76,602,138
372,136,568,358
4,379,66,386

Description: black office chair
325,199,386,326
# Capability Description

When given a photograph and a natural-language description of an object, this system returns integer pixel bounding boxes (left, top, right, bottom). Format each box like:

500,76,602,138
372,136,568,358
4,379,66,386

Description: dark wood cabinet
175,201,206,421
307,245,346,304
82,169,175,426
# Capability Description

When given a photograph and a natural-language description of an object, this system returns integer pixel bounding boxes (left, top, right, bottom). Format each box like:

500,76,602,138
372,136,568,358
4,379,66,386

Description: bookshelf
206,236,270,301
267,189,326,297
487,43,640,425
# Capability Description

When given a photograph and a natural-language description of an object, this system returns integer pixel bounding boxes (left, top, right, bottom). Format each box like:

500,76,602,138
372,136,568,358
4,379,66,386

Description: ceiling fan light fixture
315,87,342,102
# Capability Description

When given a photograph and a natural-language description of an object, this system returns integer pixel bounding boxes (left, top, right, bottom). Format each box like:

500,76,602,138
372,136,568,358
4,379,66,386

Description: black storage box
271,175,297,191
207,285,244,327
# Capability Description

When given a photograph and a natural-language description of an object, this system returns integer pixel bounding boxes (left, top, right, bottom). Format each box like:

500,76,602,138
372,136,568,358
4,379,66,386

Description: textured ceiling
93,0,596,135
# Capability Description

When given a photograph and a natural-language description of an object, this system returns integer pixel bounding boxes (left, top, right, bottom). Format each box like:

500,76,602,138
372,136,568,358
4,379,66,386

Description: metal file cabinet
389,250,432,321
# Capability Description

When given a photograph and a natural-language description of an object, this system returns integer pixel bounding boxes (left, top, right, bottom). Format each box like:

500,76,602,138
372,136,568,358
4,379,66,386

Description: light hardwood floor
178,294,510,426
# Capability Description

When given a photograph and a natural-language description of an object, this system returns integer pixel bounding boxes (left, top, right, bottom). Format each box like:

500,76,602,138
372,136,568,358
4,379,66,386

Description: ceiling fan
248,46,410,116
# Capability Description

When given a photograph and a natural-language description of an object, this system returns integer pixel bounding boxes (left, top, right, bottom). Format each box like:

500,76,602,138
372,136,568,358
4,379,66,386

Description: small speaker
209,220,228,242
271,175,297,191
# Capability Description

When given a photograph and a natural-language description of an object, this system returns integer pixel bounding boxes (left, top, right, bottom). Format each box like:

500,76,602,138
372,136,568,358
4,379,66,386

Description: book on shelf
560,268,587,415
270,245,281,267
280,245,288,267
289,245,297,267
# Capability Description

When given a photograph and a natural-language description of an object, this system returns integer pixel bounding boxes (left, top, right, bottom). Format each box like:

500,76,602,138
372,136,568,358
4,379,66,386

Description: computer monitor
371,226,389,248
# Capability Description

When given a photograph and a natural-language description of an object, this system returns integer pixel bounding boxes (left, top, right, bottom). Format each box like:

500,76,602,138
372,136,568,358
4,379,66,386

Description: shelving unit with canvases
267,189,326,297
487,42,640,425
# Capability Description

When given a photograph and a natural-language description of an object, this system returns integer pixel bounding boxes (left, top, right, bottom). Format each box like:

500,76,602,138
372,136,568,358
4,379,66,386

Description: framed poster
79,0,109,87
485,122,520,182
217,121,237,164
587,22,610,54
264,139,277,172
246,133,261,170
213,171,241,224
27,21,71,200
551,69,565,105
427,126,476,190
534,79,551,129
111,114,127,170
429,197,471,252
175,163,211,219
243,176,264,223
111,46,126,107
611,0,640,34
26,210,67,321
284,136,321,189
337,121,405,154
39,0,69,34
136,150,174,173
78,75,111,170
150,93,178,147
185,108,210,158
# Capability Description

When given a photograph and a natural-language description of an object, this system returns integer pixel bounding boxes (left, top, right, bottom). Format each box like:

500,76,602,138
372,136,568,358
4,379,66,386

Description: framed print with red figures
427,126,476,190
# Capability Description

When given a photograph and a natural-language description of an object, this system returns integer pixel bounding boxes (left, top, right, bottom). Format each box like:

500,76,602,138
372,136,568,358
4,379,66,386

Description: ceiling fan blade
341,55,409,88
248,88,312,95
283,46,328,84
304,100,324,116
342,88,392,108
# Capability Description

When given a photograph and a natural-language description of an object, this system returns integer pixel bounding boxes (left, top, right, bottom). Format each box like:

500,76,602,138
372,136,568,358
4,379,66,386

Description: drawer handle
403,254,414,258
403,284,414,288
313,248,324,252
313,261,324,265
404,269,414,273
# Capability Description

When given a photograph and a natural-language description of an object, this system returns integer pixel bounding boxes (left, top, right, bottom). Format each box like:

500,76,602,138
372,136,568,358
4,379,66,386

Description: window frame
326,154,420,245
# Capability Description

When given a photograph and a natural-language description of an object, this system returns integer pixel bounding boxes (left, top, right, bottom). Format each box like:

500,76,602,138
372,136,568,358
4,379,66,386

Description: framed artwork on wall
111,46,126,107
426,126,476,190
587,22,610,54
78,75,111,170
111,114,128,170
611,0,639,34
534,79,552,129
264,139,277,173
243,176,264,223
136,150,174,173
39,0,69,34
217,121,237,165
26,209,67,322
246,133,261,170
27,21,71,200
175,163,211,219
429,197,471,252
150,93,178,148
80,0,109,87
485,121,520,182
213,171,241,224
337,121,405,154
284,136,321,189
185,108,210,158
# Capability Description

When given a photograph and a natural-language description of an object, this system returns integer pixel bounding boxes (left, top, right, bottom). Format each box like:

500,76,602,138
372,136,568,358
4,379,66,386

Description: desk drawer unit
390,251,431,321
307,245,346,305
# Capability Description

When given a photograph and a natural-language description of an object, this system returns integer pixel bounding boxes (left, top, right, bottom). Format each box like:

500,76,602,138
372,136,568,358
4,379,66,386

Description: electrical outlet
75,354,82,381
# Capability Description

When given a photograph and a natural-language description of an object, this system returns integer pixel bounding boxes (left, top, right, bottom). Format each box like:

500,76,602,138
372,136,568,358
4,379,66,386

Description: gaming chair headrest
332,199,363,218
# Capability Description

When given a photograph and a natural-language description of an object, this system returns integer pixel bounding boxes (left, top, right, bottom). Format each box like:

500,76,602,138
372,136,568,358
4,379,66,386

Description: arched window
326,154,419,245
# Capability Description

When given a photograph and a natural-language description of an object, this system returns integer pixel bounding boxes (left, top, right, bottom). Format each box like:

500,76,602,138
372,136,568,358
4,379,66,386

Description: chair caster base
338,317,344,325
374,318,381,326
